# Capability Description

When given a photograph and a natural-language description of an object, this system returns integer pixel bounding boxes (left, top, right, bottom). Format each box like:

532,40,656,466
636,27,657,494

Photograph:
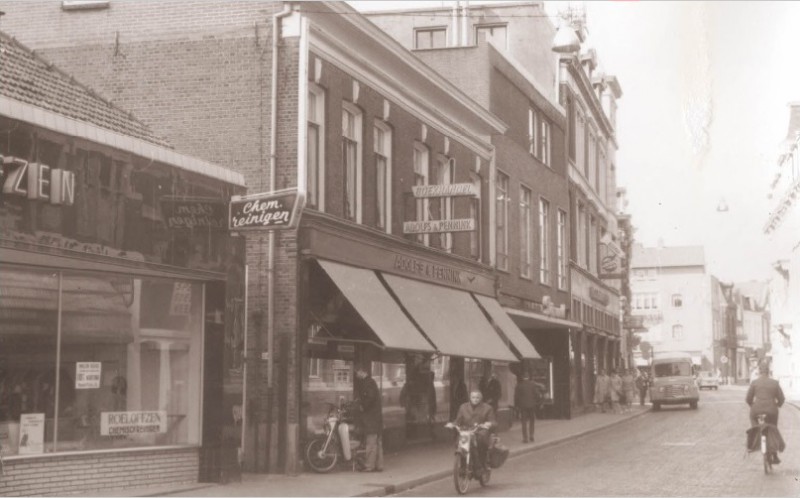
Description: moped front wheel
305,437,338,473
453,453,470,495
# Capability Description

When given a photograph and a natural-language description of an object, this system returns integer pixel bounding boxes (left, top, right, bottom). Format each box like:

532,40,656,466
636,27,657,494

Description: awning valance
318,260,434,353
382,274,517,362
505,307,582,331
473,294,541,360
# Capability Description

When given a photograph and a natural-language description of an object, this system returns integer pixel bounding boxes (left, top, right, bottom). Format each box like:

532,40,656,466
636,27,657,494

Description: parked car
696,371,720,390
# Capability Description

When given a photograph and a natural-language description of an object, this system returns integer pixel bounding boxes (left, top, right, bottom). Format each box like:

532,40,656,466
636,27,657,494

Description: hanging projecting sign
403,219,475,234
411,183,478,198
229,189,304,230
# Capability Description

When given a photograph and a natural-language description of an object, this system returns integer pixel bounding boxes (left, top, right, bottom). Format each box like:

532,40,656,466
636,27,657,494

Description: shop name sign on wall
229,189,304,230
394,255,463,285
1,155,75,205
411,183,478,198
589,287,610,306
161,197,227,230
403,218,475,234
100,411,167,436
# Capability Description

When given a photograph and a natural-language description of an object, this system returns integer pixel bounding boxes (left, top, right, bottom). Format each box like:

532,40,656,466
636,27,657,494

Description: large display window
0,266,204,456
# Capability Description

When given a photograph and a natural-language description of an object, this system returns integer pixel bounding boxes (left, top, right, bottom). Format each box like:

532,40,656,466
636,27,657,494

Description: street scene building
0,1,799,497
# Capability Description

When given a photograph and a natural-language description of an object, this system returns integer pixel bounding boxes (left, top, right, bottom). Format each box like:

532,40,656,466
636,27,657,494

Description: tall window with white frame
539,198,551,284
557,209,567,290
672,324,684,340
436,157,455,251
589,215,597,274
577,203,586,269
598,148,607,201
576,108,586,172
588,131,597,188
496,171,509,271
520,185,533,278
540,119,551,167
470,172,482,260
307,84,325,210
413,143,430,246
342,104,362,222
528,108,538,158
374,122,392,232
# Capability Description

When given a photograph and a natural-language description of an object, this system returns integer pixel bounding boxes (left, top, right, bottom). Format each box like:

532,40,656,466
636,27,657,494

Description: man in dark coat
450,390,496,472
355,365,383,472
481,372,502,412
746,363,785,464
513,374,542,443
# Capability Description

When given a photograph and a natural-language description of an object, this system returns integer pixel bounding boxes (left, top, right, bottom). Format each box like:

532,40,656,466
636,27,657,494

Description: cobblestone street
396,388,800,496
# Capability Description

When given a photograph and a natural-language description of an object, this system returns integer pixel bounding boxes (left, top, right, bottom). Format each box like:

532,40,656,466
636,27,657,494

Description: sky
348,0,800,283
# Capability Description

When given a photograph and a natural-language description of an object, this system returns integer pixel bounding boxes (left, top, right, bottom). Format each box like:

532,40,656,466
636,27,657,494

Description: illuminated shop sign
229,189,304,230
1,155,75,205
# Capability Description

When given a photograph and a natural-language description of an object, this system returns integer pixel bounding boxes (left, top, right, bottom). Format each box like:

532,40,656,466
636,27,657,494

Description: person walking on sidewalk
621,369,636,413
480,371,502,412
609,370,623,414
513,373,543,443
635,371,650,406
355,365,383,472
594,370,610,413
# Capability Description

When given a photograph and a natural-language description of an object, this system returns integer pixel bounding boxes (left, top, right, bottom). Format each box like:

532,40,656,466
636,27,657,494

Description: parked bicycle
305,400,365,473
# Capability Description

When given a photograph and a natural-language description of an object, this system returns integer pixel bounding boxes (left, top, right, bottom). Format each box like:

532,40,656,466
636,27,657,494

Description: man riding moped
447,390,496,474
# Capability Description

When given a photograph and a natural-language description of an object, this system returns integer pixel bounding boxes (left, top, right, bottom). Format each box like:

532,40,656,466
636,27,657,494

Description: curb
354,409,651,497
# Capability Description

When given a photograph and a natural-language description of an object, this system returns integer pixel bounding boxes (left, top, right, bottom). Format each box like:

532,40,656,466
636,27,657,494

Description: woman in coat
609,370,623,414
593,370,610,413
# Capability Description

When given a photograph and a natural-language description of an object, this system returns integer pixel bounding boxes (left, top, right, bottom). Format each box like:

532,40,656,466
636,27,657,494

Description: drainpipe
268,2,293,474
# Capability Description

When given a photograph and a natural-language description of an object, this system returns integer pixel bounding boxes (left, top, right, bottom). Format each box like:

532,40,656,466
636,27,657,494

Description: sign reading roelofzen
101,411,167,436
403,219,475,234
412,183,478,198
229,190,304,230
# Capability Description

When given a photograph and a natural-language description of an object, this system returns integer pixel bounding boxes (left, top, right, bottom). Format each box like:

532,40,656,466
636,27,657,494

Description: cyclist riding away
746,363,785,464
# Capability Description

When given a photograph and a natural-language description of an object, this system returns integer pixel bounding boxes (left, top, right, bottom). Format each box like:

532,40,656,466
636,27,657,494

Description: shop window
496,171,510,271
0,267,204,456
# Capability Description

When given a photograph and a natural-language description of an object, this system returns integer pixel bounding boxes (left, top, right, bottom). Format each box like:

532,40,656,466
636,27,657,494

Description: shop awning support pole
53,271,63,452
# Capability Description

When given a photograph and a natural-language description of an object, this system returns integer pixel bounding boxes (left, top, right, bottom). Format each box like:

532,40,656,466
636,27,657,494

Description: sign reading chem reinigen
101,411,167,436
229,189,304,231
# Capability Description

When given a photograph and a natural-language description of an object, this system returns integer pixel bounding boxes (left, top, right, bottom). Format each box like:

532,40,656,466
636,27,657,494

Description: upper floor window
475,24,508,49
557,209,567,290
342,103,362,222
470,172,482,261
672,324,684,340
575,108,586,172
413,143,430,246
589,216,597,275
588,131,597,187
528,108,538,158
567,95,576,162
540,120,551,167
373,122,392,232
520,185,533,279
496,171,510,271
436,156,455,252
598,148,607,201
415,27,447,49
576,203,586,269
672,294,683,308
307,84,325,211
539,197,551,284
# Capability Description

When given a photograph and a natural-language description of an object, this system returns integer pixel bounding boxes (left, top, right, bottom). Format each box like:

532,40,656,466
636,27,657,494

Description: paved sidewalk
132,406,650,497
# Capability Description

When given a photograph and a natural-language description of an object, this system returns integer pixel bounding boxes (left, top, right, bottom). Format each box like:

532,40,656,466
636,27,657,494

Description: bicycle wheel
305,437,338,473
453,454,470,495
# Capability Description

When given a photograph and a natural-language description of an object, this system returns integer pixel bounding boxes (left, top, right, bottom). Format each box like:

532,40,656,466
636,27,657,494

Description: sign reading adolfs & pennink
228,189,304,231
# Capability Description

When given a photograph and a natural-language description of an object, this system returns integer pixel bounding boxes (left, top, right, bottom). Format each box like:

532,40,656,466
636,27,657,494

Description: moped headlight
458,434,470,449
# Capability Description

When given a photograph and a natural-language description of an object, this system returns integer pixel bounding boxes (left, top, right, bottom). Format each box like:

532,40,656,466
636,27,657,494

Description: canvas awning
473,294,541,360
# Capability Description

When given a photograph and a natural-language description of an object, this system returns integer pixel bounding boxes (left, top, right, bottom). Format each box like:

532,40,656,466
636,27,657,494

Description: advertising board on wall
229,189,304,230
100,411,168,436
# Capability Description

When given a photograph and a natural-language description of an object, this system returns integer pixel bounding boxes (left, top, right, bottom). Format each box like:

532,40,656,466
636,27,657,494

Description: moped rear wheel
305,437,338,473
453,454,470,495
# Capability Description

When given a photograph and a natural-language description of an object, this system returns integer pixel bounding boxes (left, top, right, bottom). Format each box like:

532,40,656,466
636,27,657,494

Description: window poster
169,282,193,316
76,362,102,389
18,413,45,455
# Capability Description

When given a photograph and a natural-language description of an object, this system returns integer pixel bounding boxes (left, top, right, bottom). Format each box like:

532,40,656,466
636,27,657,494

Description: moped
305,400,365,473
445,422,491,494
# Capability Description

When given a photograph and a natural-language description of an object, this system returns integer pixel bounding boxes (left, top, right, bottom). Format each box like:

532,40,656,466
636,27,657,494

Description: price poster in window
75,362,102,389
18,413,45,455
169,282,193,316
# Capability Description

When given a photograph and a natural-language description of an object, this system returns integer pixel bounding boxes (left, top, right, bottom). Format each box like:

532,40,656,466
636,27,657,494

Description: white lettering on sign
403,218,475,234
393,255,463,285
100,411,167,436
76,362,102,389
169,282,193,316
411,183,478,198
1,155,75,205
